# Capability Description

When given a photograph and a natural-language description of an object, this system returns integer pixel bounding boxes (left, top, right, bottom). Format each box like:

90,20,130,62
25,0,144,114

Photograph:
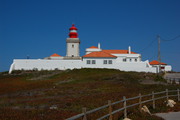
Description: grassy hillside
0,69,179,120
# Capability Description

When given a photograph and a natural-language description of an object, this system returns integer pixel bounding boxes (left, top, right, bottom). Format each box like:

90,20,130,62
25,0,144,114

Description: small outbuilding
149,60,172,72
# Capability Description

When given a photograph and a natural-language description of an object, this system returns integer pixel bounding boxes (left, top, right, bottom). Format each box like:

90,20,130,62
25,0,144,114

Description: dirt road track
155,112,180,120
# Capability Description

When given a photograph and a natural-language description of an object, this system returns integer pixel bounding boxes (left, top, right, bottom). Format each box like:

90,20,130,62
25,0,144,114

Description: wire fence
66,89,180,120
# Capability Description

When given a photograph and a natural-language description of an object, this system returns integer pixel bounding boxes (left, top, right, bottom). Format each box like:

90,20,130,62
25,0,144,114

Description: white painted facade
9,44,159,73
112,53,141,62
9,57,157,74
9,59,82,73
8,44,168,74
85,43,102,54
9,25,172,74
151,64,172,72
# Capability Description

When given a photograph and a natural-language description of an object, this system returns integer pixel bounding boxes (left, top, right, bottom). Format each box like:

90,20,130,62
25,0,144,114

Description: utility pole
157,35,161,73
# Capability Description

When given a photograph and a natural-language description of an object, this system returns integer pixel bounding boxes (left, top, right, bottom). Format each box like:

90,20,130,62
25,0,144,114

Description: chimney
98,43,101,49
128,46,131,54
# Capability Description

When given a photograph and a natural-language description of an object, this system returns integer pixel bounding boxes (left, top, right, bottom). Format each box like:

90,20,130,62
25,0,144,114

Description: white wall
114,61,156,73
10,59,82,72
85,48,102,54
9,58,157,73
113,54,141,62
165,65,172,71
150,64,172,72
49,57,63,60
83,58,156,73
82,58,117,69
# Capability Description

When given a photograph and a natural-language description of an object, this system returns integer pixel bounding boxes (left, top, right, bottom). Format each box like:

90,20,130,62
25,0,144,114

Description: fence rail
66,89,180,120
165,77,180,84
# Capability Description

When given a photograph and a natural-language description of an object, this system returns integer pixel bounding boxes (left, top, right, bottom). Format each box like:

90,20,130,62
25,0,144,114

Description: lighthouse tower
65,24,80,59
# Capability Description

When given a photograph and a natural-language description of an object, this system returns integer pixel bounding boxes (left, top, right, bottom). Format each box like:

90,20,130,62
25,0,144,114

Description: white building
149,60,172,72
9,24,172,73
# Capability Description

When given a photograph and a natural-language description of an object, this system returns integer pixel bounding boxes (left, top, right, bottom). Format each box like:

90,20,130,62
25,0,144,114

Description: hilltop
0,69,179,120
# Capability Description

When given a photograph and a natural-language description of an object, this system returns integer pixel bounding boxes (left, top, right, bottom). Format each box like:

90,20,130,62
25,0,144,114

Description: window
72,55,74,57
103,60,113,64
87,60,91,64
103,60,107,64
87,60,96,64
161,67,165,69
72,44,74,48
108,60,112,64
92,60,96,64
129,59,132,62
123,58,126,62
135,59,137,62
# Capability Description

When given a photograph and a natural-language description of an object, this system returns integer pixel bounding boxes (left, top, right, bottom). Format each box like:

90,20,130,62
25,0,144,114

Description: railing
66,89,180,120
165,77,180,84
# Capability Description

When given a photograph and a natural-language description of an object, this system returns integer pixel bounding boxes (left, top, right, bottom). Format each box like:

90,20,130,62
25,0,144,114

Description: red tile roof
149,60,167,65
89,46,98,49
83,51,117,58
50,53,61,57
102,50,137,54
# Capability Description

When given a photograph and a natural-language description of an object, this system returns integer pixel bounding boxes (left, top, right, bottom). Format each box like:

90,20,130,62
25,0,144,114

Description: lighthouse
65,24,81,59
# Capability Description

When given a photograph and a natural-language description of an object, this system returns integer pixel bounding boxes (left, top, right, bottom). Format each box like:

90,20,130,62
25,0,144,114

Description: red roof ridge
83,51,116,58
149,60,167,65
89,46,98,49
50,53,61,57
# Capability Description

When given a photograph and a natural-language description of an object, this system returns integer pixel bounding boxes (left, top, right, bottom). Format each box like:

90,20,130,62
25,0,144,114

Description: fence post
108,100,113,120
123,96,127,119
170,79,173,84
166,89,169,101
82,107,87,120
152,91,155,109
178,89,180,101
139,93,142,111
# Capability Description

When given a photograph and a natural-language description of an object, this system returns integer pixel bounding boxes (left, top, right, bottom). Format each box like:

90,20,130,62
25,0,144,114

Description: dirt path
155,112,180,120
164,73,180,78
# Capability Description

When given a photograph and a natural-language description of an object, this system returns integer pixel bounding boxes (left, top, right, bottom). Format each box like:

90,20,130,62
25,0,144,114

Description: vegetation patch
0,68,179,120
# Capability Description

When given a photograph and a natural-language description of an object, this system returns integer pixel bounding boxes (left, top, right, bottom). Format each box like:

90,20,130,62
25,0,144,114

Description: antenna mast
157,35,161,73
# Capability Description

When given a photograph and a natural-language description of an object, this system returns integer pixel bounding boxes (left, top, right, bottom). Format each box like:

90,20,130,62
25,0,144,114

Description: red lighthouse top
69,24,78,38
69,24,78,30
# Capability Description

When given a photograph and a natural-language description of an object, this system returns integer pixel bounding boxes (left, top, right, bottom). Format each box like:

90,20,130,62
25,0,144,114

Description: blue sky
1,0,180,72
